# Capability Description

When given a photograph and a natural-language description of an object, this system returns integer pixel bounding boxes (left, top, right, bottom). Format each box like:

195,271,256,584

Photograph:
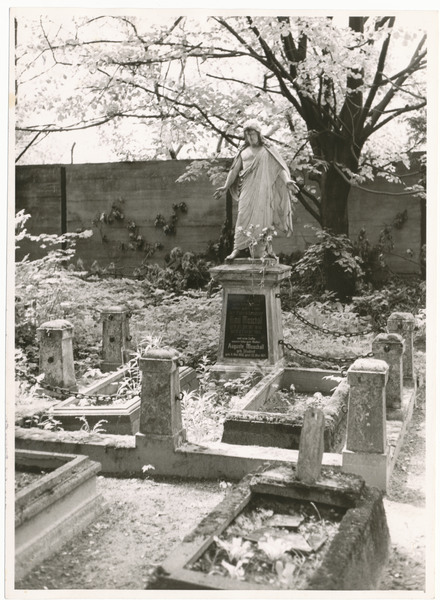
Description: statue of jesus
214,120,298,260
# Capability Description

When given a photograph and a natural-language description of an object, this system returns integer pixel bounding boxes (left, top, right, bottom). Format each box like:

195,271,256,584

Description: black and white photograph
6,4,437,596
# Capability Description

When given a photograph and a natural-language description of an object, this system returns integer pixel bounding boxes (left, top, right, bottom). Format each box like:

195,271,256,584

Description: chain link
279,339,374,367
288,306,375,338
16,366,115,402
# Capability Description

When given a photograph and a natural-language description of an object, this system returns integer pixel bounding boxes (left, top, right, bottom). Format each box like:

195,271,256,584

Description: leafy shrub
15,212,96,369
291,227,364,296
351,278,426,329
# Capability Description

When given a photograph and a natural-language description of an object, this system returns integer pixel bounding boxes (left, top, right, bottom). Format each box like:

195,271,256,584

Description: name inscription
224,294,268,359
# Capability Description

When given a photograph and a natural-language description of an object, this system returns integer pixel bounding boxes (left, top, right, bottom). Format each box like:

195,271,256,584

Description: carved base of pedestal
342,447,390,491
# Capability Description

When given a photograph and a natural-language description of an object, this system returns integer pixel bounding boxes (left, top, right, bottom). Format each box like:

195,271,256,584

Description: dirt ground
15,363,429,594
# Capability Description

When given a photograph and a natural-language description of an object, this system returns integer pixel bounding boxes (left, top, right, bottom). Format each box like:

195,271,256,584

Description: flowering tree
15,13,427,291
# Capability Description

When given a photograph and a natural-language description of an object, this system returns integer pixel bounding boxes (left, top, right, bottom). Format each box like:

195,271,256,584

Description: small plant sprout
139,334,166,354
258,537,292,562
76,416,108,434
213,536,254,564
221,560,246,580
310,502,322,521
24,414,64,431
39,416,64,431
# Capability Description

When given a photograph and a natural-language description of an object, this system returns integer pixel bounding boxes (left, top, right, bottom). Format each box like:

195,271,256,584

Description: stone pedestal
345,358,389,454
100,306,132,372
372,333,405,416
209,259,291,377
37,319,77,392
138,348,185,449
387,312,415,383
342,358,389,490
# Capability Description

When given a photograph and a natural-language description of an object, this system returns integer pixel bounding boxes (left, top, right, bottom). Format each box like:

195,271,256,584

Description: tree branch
206,72,283,96
333,162,422,196
368,101,427,136
356,17,395,135
15,130,50,162
364,35,427,136
295,191,322,224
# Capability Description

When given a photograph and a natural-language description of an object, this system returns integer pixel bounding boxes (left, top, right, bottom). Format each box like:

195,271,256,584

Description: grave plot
45,362,197,435
150,408,390,591
26,313,199,435
189,492,345,588
15,449,105,580
150,465,389,591
221,367,348,452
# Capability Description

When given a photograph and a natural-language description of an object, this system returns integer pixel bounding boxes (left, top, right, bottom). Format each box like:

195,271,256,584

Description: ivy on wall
154,202,188,235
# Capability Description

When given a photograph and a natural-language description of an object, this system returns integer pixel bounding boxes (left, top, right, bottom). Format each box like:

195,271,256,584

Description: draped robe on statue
229,144,294,252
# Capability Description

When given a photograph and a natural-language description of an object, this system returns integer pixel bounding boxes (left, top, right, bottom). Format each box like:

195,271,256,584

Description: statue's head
243,120,263,146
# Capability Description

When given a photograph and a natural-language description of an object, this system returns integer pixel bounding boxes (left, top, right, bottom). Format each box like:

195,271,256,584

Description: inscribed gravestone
223,294,268,359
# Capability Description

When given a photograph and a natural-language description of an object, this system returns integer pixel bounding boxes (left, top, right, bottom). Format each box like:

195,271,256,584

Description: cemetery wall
15,158,423,275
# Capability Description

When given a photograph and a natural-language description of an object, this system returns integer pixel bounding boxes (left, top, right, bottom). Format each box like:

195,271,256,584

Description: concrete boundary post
138,348,186,450
37,319,77,392
100,306,132,372
372,333,405,414
387,312,415,382
342,358,389,490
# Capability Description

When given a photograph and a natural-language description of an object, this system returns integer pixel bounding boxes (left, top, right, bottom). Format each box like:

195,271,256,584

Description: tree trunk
320,162,357,300
320,164,350,235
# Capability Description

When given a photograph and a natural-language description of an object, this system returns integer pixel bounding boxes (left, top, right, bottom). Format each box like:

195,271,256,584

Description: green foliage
76,416,108,434
91,198,163,257
164,247,212,290
258,537,292,562
351,278,426,329
214,536,254,564
180,359,258,443
180,389,225,444
155,202,188,235
15,213,96,368
22,414,64,431
176,160,231,187
292,227,363,295
17,15,426,174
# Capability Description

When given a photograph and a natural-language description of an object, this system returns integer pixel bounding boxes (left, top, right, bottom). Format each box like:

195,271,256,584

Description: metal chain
279,339,374,367
288,306,375,338
16,367,117,403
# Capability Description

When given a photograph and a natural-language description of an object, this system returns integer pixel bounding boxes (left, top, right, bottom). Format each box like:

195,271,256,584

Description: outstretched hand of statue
213,186,227,200
286,180,299,195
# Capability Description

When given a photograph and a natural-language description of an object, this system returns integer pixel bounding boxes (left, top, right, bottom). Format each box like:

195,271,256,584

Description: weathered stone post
387,312,415,383
296,407,325,484
100,306,132,372
342,358,389,491
37,319,77,393
372,333,405,417
138,348,185,449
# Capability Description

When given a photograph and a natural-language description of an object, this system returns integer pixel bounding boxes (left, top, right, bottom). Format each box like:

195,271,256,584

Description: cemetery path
16,356,427,593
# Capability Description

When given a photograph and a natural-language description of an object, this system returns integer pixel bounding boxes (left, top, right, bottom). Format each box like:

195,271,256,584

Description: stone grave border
221,366,349,452
150,467,390,591
15,449,105,580
44,364,197,435
16,291,417,493
15,349,416,492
